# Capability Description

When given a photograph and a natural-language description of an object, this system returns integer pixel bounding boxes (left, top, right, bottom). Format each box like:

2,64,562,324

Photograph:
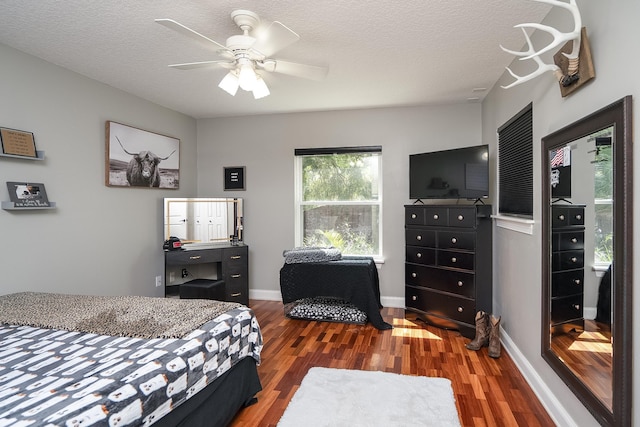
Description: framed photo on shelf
0,127,37,158
224,166,245,190
105,121,180,189
6,182,50,208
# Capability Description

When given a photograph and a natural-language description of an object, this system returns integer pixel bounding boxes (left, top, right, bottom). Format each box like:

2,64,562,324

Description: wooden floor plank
230,300,555,426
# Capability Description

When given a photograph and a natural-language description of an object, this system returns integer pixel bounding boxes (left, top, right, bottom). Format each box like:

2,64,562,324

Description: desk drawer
165,249,221,265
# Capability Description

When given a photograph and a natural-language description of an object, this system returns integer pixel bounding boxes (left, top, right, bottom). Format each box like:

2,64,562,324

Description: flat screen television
409,144,489,201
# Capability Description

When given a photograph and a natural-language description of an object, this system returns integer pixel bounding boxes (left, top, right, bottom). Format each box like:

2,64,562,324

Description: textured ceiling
0,0,551,119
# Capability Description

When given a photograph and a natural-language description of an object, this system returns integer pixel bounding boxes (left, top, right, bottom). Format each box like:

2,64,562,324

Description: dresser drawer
423,207,449,226
437,231,476,251
223,246,248,266
551,206,585,228
552,250,584,271
406,286,475,325
552,231,584,251
437,250,474,271
165,249,222,265
405,207,426,225
405,264,474,298
551,294,583,324
406,246,436,265
447,207,477,228
552,270,584,297
405,229,436,247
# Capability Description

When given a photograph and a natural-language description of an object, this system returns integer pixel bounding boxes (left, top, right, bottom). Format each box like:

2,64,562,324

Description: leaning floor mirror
541,96,632,426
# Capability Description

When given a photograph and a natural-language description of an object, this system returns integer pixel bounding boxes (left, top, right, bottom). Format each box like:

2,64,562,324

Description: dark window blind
498,103,533,217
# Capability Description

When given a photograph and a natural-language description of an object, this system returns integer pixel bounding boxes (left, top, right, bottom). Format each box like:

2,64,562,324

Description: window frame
294,147,383,260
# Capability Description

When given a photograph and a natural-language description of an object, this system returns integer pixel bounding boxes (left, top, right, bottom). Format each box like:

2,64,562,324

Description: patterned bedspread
0,305,262,426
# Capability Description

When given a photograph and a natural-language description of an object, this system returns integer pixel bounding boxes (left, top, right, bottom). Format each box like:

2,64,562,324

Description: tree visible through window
294,147,382,258
593,142,613,265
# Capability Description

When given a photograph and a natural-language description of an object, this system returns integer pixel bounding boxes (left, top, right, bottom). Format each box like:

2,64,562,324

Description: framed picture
105,121,180,189
224,166,246,191
6,182,50,207
0,127,37,158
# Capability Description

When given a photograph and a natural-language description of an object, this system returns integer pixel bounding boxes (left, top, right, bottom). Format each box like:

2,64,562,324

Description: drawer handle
457,281,463,287
411,213,417,219
571,257,578,263
231,274,241,278
572,304,580,310
457,307,463,313
571,238,578,243
412,295,417,301
416,252,422,258
574,279,581,285
433,214,439,220
451,257,457,263
411,272,417,278
558,214,565,220
231,292,242,297
451,237,457,244
230,255,242,260
189,255,201,260
457,215,464,221
575,214,582,220
416,235,422,241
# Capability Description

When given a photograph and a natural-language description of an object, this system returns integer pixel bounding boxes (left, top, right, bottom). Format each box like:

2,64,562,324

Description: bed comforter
0,293,262,426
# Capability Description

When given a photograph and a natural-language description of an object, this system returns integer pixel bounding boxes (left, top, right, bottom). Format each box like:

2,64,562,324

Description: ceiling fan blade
168,60,235,71
155,19,233,58
251,21,300,57
268,60,328,81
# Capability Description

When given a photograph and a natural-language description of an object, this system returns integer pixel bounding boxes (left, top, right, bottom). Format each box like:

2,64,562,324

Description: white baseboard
248,291,406,309
501,329,578,427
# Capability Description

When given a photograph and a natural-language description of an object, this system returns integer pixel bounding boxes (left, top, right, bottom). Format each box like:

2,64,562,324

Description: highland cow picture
105,121,180,189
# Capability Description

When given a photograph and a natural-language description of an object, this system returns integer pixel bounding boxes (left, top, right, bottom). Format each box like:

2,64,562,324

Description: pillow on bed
282,246,342,264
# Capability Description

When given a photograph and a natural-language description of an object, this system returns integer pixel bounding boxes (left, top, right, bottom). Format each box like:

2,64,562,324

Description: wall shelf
0,151,45,160
2,201,56,210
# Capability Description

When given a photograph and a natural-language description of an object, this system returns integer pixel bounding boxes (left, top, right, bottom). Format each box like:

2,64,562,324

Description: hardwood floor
230,300,555,427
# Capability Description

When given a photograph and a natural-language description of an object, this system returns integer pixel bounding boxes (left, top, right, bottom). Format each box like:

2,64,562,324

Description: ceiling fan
155,10,328,99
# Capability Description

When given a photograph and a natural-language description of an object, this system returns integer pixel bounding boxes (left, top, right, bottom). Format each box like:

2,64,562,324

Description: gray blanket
0,291,241,339
283,246,342,264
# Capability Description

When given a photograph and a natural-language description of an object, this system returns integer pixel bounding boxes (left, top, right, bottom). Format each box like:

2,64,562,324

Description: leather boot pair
466,311,501,358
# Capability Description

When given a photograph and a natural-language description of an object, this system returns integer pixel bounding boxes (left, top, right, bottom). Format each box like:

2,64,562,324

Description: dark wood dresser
550,204,585,335
404,204,492,338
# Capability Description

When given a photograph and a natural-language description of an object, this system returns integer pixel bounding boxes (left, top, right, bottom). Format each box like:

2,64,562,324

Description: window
498,103,533,217
593,140,613,265
294,147,382,258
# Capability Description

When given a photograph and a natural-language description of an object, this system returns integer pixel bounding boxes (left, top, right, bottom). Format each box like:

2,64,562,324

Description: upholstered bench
180,279,226,300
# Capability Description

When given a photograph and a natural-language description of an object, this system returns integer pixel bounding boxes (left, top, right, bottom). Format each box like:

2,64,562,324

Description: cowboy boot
466,311,489,350
488,315,502,358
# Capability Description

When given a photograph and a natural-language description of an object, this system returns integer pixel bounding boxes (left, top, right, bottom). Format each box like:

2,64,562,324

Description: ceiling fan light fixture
252,76,270,99
238,63,257,91
218,71,240,96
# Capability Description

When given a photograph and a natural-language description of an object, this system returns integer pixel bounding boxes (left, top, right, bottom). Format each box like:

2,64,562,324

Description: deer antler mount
500,0,595,97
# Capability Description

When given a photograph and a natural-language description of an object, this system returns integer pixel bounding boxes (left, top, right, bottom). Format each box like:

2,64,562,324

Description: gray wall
0,43,198,297
196,105,482,301
482,1,640,425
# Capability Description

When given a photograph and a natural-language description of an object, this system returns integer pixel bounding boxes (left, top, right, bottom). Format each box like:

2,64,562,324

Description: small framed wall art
224,166,246,191
0,127,37,158
105,121,180,189
6,182,50,208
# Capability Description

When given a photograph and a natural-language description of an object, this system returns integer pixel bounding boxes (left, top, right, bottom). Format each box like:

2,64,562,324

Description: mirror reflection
548,128,613,411
164,198,243,244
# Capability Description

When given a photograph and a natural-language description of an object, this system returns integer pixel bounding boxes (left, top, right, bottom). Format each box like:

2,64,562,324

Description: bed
0,292,263,427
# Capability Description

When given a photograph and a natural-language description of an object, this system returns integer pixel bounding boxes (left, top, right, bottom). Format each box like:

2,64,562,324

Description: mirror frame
541,96,632,426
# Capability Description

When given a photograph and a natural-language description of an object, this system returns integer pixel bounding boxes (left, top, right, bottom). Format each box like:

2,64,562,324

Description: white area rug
278,367,461,427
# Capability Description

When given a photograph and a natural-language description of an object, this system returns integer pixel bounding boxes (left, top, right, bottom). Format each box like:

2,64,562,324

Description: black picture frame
6,182,50,207
224,167,245,191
